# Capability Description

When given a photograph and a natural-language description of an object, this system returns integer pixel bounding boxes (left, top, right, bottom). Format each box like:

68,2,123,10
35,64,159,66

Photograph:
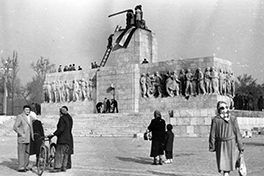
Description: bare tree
21,57,55,103
30,56,55,81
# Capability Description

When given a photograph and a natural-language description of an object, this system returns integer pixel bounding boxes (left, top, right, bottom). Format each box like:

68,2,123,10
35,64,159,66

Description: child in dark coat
164,124,174,164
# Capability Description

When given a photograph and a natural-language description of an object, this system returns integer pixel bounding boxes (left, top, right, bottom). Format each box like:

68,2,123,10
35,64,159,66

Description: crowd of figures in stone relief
43,78,94,103
140,67,235,99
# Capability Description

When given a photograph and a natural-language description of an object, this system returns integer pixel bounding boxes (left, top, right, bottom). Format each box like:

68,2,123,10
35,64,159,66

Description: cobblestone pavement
0,135,263,176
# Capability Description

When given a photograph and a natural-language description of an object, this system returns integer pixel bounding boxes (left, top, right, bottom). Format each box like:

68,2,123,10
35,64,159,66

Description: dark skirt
150,140,164,157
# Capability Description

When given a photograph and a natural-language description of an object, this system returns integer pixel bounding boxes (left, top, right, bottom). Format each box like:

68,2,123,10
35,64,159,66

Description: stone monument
42,5,235,137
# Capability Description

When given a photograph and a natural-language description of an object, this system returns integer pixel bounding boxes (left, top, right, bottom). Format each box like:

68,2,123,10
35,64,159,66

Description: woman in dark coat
209,101,244,176
147,110,166,165
30,119,44,163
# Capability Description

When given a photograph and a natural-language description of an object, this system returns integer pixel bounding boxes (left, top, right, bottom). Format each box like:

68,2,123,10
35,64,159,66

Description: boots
158,158,163,165
151,158,158,165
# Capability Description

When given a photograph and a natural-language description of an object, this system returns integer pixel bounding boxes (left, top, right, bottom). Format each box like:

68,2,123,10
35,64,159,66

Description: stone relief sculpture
140,73,147,98
79,79,87,101
204,67,211,94
166,71,180,97
139,66,235,99
43,77,95,103
196,68,206,95
146,72,154,97
185,69,193,96
210,67,219,94
64,80,71,102
73,79,80,102
178,69,186,96
153,71,162,98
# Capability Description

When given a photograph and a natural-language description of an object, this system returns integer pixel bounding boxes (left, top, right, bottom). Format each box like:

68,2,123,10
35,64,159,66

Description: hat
60,107,68,115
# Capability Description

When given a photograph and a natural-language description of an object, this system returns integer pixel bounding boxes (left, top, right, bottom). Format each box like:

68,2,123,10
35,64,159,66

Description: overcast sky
1,0,264,84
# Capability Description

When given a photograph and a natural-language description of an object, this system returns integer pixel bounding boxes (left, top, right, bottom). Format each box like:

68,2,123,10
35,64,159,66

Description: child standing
164,124,174,164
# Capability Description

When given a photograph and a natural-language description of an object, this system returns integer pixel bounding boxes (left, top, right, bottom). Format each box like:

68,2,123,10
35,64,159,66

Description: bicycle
37,136,56,176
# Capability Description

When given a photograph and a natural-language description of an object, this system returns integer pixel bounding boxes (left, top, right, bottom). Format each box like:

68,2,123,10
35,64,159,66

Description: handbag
144,131,152,140
236,152,247,176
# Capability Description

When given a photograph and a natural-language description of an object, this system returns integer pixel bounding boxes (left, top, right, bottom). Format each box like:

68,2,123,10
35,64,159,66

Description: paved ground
0,135,264,176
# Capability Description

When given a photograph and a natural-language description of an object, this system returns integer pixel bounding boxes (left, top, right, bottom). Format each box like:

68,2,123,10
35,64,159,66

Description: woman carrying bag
209,101,245,176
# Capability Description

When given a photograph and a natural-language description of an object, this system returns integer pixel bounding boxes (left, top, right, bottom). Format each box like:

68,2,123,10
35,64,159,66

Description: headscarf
154,110,161,119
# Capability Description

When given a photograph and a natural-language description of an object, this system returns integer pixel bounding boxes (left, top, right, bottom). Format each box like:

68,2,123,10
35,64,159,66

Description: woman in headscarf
147,110,166,165
209,101,244,176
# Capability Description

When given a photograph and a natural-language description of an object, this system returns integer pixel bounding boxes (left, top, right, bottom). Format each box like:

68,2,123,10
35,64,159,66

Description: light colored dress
209,115,244,172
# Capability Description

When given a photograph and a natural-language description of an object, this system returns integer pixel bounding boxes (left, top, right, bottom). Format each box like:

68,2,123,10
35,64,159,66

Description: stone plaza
0,135,264,176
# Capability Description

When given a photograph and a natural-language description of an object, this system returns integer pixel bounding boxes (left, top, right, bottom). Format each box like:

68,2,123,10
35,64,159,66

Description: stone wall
139,56,232,76
96,64,140,113
42,69,97,115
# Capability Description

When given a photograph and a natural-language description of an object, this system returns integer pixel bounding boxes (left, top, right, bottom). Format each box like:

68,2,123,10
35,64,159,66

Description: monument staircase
38,113,153,138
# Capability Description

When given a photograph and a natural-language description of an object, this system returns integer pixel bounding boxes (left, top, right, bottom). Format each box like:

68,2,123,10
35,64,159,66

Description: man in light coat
13,105,35,172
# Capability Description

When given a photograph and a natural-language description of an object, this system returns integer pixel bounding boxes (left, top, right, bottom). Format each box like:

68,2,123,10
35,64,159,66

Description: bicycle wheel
49,143,56,167
37,145,47,176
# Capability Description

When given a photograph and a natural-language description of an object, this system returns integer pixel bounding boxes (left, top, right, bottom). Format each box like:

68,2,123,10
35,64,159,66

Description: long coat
148,117,166,157
209,115,244,172
165,130,174,152
54,113,74,154
13,113,34,144
30,120,44,155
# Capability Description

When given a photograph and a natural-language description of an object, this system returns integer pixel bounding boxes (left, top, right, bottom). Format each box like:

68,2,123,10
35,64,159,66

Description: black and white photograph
0,0,264,175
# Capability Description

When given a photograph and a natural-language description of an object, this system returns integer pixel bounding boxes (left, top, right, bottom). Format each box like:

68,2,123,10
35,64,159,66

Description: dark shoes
49,168,67,173
151,159,163,165
49,168,61,173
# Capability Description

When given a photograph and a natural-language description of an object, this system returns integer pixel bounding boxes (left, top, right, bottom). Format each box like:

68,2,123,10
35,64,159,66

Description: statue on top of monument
135,5,143,28
108,5,147,30
126,10,135,28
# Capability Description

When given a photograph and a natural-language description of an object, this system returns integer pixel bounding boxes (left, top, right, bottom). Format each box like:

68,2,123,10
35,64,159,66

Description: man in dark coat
48,106,73,172
147,110,166,165
111,99,119,113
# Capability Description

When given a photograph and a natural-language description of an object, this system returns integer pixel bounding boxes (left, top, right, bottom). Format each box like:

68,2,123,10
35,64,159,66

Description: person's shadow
0,158,18,171
0,158,39,175
116,156,152,165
